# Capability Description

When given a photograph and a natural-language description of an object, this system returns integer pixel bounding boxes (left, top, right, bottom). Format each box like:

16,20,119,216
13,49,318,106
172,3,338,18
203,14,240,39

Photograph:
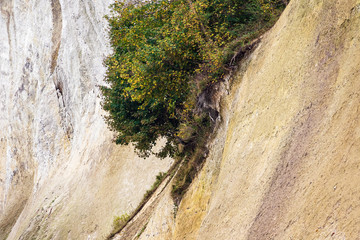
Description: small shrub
143,172,166,200
112,213,130,231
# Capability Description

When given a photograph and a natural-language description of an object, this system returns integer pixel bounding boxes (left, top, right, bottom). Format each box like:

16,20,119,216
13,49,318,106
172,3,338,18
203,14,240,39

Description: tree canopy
102,0,285,158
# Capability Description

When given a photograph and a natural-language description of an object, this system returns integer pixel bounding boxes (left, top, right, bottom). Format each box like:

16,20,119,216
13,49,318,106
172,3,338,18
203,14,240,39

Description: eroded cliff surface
116,0,360,239
0,1,172,239
2,0,360,239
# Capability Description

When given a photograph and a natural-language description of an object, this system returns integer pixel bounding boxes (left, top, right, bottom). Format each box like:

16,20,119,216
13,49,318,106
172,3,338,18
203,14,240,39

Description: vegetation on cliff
102,0,286,237
101,0,286,159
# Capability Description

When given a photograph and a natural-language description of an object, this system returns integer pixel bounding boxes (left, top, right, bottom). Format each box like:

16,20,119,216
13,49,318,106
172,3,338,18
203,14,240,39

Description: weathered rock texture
116,0,360,239
2,0,360,239
0,1,172,239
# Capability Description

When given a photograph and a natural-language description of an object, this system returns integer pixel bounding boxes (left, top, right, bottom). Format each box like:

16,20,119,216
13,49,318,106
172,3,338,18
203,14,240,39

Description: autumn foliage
101,0,285,158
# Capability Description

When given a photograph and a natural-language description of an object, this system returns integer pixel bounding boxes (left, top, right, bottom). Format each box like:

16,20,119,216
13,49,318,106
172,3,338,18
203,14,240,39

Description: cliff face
2,0,360,239
115,0,360,239
0,1,172,239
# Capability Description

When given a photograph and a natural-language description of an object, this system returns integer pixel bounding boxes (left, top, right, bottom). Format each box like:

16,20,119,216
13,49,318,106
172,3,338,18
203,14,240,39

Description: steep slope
3,0,360,239
116,0,360,239
0,0,172,239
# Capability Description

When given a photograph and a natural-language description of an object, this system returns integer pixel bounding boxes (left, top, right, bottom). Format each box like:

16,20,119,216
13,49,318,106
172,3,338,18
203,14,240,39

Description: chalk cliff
0,1,172,239
2,0,360,239
114,0,360,239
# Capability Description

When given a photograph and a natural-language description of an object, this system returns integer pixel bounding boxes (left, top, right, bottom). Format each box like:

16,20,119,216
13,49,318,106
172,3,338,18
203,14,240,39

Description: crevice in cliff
1,0,15,69
171,37,261,204
227,37,262,69
50,0,62,74
50,0,74,139
53,76,74,139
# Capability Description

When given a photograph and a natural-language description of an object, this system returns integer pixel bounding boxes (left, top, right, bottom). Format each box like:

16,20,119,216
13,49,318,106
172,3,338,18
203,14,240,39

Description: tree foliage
102,0,285,158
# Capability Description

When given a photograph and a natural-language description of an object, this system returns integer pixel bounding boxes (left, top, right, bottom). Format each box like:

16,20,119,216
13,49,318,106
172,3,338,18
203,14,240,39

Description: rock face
2,0,360,239
115,0,360,239
0,0,172,239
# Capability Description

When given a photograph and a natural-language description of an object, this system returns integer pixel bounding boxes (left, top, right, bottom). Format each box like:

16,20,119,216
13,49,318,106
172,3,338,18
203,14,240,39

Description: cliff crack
1,0,15,68
50,0,73,139
50,0,62,74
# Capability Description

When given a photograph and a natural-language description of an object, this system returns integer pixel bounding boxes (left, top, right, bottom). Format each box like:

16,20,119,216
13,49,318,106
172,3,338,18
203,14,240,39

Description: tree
102,0,286,158
102,0,200,158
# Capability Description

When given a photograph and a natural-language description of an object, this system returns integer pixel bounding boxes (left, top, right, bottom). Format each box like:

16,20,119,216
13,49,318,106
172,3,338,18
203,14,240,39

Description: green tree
102,0,285,158
102,0,201,158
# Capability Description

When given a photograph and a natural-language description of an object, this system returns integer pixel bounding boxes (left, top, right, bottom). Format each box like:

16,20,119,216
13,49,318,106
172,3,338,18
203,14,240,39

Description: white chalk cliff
0,0,172,239
2,0,360,239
